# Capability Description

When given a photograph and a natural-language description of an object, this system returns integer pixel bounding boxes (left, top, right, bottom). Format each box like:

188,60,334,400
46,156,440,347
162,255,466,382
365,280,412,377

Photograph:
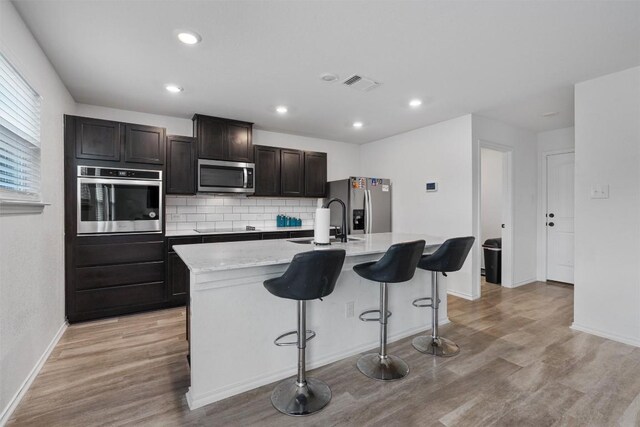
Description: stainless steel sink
288,237,363,245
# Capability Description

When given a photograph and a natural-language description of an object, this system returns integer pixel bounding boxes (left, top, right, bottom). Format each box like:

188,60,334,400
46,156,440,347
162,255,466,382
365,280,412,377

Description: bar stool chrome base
356,353,409,381
271,377,331,417
412,335,460,357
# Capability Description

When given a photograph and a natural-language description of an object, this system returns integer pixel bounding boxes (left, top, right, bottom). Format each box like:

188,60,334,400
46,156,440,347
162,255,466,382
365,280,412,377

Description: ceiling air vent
342,74,381,92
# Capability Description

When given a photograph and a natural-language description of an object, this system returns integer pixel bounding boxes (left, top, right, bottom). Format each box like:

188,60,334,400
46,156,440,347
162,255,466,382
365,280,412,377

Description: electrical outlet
345,301,355,318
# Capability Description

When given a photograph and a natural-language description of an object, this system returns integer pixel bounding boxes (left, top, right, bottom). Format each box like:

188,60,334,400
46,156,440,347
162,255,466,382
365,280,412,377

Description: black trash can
483,238,502,284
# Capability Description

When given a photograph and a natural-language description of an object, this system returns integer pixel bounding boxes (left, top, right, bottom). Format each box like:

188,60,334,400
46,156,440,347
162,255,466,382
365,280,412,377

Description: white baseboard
0,322,67,426
510,277,537,288
447,289,476,300
571,322,640,348
187,317,450,410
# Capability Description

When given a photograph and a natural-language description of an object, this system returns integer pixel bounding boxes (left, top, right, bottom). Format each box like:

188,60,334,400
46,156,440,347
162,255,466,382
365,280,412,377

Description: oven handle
243,168,248,188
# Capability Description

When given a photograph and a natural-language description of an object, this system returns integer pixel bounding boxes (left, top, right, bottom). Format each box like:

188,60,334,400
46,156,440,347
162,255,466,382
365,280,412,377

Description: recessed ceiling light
352,121,363,129
165,84,183,93
275,106,288,114
409,99,423,107
177,31,202,45
320,73,339,82
541,111,559,117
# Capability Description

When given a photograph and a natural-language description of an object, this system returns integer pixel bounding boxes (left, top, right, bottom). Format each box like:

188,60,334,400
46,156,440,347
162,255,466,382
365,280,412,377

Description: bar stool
353,240,426,381
263,249,346,416
412,236,475,357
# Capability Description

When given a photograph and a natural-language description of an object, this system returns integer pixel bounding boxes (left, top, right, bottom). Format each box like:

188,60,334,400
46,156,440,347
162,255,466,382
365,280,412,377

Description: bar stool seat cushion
264,249,346,301
353,240,426,283
418,236,475,273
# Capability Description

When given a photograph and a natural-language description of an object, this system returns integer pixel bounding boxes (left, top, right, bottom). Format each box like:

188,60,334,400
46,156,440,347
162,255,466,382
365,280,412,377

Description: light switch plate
590,184,609,199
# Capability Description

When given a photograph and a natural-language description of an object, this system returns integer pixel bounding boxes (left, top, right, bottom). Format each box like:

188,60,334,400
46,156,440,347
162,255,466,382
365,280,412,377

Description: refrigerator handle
364,189,369,234
368,189,373,234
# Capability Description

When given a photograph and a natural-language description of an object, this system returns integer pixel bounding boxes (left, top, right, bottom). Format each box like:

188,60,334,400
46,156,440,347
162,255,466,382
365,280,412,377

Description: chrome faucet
323,198,348,243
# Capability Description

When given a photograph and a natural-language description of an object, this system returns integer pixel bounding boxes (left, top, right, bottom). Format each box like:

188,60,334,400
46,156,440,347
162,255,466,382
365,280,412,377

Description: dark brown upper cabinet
166,135,196,195
280,149,305,197
304,151,327,197
124,124,165,165
227,122,253,162
254,145,281,196
75,117,121,161
193,114,253,163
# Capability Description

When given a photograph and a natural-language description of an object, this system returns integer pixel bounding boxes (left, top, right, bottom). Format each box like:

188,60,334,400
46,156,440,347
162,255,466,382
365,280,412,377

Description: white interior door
546,152,575,283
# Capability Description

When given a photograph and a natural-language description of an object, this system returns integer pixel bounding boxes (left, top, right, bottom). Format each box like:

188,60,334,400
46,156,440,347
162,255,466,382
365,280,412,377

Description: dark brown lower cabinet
67,234,167,323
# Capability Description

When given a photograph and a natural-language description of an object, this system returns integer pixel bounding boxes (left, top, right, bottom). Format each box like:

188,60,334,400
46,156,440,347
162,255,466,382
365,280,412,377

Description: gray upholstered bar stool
412,236,474,357
353,240,426,381
263,249,346,417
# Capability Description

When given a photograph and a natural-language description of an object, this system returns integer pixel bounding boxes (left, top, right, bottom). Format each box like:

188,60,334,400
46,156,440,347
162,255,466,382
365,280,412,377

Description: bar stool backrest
354,240,426,283
418,236,475,273
264,249,346,300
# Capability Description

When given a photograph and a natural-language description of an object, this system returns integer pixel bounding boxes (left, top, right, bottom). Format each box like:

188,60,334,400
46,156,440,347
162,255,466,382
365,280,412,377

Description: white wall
536,127,575,280
472,116,538,291
572,67,640,346
0,0,76,422
480,148,504,268
359,115,475,299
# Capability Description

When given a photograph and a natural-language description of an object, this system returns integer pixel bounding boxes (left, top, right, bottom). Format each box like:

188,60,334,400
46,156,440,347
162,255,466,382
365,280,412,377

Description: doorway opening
474,141,514,299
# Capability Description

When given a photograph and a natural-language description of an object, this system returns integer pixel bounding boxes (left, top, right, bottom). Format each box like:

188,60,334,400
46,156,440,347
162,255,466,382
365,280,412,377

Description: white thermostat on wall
426,182,438,192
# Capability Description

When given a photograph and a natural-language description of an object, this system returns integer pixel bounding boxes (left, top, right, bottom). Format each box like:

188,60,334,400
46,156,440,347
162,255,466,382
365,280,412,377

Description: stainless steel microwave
77,166,162,234
197,159,255,194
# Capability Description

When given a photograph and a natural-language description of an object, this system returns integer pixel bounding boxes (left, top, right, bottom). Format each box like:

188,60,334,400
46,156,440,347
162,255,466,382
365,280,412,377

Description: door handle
548,222,555,227
501,224,505,229
549,213,555,218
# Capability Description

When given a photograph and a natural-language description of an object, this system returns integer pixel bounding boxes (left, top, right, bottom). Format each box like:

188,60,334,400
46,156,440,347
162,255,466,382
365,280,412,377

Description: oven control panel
78,166,162,180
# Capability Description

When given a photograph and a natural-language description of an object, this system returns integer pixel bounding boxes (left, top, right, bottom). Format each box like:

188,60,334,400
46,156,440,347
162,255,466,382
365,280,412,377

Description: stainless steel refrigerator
327,177,392,235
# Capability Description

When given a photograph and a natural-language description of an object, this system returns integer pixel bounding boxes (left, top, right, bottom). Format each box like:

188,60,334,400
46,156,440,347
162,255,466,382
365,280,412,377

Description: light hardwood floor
9,281,640,426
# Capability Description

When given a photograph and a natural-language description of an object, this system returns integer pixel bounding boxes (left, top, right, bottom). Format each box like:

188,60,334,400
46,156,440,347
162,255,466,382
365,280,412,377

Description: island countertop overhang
173,232,443,274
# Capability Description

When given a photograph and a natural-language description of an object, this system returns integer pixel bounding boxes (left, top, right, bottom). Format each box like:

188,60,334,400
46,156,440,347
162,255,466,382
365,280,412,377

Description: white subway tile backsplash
215,206,233,214
177,206,198,214
233,206,249,214
205,198,224,206
196,206,217,214
187,198,207,206
176,222,197,230
166,195,315,231
223,198,242,206
187,214,206,222
166,197,186,206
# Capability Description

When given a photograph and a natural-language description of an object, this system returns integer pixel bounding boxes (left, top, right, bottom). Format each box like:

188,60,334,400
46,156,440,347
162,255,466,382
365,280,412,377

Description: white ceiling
13,0,640,144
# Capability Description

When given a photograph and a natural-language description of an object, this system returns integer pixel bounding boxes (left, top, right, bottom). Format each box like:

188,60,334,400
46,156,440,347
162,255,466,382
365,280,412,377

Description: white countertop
174,232,443,274
165,226,328,237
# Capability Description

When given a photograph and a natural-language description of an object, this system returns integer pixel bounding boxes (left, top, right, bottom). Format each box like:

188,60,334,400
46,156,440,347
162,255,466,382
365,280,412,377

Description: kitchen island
174,232,444,410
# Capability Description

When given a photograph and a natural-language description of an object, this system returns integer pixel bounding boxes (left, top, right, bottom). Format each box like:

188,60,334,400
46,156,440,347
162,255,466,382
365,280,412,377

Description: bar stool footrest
358,309,392,322
274,330,316,346
412,297,434,307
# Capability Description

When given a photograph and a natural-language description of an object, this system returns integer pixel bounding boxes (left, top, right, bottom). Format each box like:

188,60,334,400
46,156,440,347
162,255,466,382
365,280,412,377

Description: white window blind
0,52,41,201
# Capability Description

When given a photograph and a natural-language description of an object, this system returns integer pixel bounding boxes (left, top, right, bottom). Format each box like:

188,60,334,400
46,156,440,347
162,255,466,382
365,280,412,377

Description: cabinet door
280,149,304,197
254,145,281,196
167,252,188,303
227,122,253,162
196,116,225,160
75,117,121,161
166,135,196,194
304,151,327,197
124,124,165,164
